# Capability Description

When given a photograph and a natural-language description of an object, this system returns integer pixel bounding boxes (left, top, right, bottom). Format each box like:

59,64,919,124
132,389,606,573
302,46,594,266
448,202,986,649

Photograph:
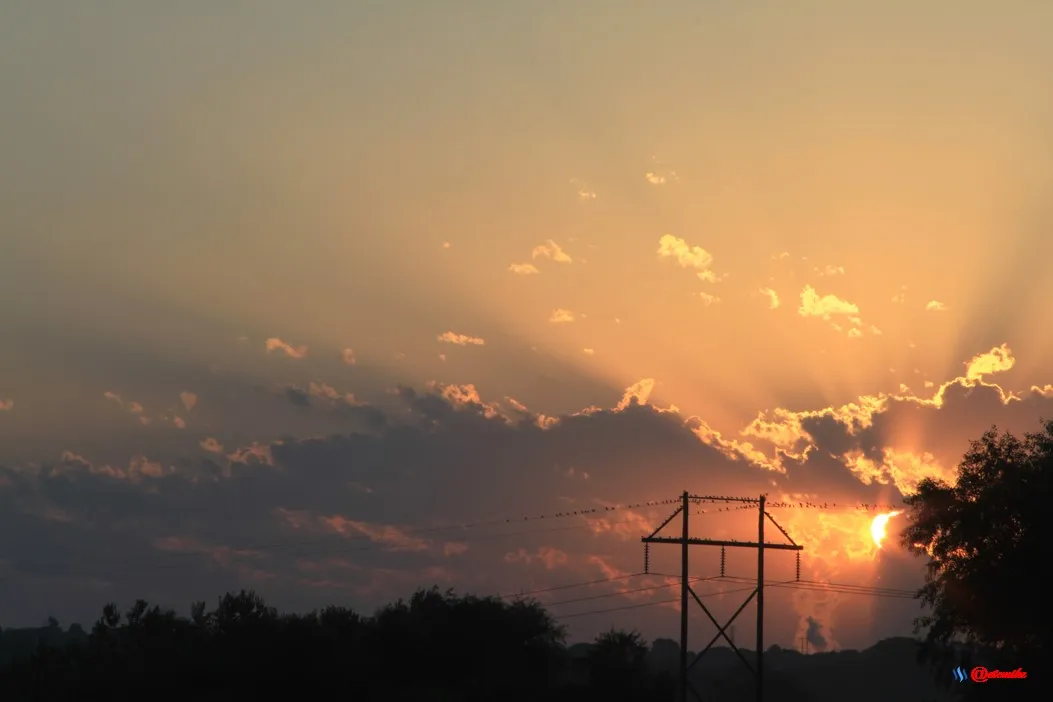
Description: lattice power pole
641,492,803,702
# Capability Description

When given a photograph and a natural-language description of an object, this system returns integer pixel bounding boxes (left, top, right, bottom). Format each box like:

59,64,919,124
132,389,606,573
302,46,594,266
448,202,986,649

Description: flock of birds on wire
503,496,903,524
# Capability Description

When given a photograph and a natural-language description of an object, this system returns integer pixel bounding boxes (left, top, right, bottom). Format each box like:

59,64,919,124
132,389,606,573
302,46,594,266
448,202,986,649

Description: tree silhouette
902,420,1052,696
0,586,682,702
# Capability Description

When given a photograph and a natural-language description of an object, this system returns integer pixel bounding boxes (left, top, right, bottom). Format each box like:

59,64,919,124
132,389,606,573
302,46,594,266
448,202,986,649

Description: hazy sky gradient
2,1,1052,650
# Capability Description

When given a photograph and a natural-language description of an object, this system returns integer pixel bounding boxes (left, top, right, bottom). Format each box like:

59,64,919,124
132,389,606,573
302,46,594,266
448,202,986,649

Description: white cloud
508,263,539,275
815,265,844,276
583,348,595,356
925,300,947,312
644,172,666,185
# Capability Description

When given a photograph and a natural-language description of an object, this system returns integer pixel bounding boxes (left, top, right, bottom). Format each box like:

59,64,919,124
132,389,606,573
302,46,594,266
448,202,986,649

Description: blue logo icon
953,667,968,683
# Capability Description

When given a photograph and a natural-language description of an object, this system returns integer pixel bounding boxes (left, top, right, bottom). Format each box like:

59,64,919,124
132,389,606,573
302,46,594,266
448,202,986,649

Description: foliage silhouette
0,587,674,702
902,420,1052,698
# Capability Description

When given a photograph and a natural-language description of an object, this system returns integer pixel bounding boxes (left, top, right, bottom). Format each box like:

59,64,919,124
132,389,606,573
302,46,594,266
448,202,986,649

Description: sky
2,1,1053,652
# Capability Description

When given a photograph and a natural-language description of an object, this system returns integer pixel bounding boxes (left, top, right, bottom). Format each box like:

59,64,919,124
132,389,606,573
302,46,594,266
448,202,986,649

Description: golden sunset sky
2,1,1052,652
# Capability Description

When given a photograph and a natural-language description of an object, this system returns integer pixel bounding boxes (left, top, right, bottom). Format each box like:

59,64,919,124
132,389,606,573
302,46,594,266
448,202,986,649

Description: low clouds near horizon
1,338,1050,650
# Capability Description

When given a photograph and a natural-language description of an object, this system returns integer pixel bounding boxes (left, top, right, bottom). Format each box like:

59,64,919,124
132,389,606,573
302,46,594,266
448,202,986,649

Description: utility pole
680,491,689,702
757,494,765,702
642,493,803,702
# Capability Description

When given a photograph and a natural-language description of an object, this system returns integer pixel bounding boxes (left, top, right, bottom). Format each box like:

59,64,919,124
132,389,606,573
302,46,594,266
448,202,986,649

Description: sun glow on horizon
870,511,902,549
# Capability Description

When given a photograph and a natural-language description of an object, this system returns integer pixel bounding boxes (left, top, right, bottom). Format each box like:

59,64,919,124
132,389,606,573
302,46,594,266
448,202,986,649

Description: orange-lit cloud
265,337,308,359
508,263,539,275
437,331,485,346
759,288,780,309
797,286,858,320
532,239,573,263
549,308,575,323
656,235,713,272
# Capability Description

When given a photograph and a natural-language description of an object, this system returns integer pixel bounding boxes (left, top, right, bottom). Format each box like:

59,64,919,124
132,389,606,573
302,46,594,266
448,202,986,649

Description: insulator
720,546,726,577
644,543,650,574
795,551,801,582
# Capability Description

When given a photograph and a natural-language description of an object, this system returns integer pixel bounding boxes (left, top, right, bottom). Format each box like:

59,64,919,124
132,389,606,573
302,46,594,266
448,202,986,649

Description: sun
870,511,902,548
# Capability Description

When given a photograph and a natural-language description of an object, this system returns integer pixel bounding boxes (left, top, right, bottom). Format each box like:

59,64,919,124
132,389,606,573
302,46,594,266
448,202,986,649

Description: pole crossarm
645,505,684,540
764,511,798,547
641,536,803,551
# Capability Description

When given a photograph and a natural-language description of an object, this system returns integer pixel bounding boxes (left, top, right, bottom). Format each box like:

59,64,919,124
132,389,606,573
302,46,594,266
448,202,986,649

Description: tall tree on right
901,420,1053,696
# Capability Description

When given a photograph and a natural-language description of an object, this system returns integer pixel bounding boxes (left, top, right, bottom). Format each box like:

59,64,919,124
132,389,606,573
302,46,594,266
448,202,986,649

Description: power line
716,575,916,599
554,583,766,621
498,573,644,599
542,576,722,608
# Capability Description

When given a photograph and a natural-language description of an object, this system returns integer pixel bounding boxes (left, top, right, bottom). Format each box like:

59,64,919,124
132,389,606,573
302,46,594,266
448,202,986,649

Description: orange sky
1,1,1052,650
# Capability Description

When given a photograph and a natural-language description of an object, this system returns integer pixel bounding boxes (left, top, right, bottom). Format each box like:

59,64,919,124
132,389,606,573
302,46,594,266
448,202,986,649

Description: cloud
549,309,575,324
180,392,198,412
697,292,719,306
759,288,780,309
617,379,655,410
437,332,485,346
341,348,356,365
0,399,12,412
504,546,569,570
798,286,859,320
890,286,907,304
3,345,1053,649
570,179,597,200
964,343,1014,381
200,437,224,454
656,235,713,271
532,240,573,263
265,337,308,359
925,300,947,312
442,241,451,249
508,263,539,275
815,265,845,276
644,172,666,185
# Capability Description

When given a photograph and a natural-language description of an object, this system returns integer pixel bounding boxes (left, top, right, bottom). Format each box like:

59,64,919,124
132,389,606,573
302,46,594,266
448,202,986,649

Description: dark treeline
0,587,674,702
